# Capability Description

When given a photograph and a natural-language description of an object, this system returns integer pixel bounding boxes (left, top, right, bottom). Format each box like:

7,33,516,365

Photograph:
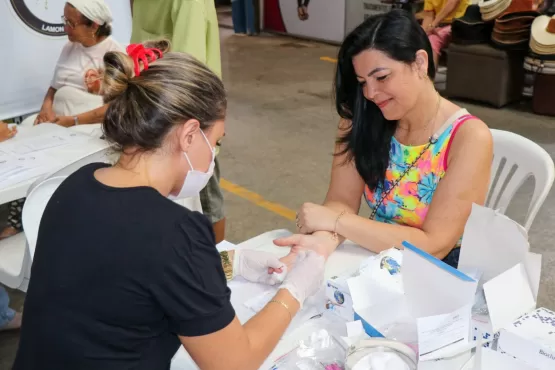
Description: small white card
346,320,365,338
216,240,236,252
483,263,536,333
243,289,276,312
417,304,472,360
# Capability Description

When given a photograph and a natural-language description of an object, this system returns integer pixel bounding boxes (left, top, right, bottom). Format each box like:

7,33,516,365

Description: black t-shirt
14,163,235,370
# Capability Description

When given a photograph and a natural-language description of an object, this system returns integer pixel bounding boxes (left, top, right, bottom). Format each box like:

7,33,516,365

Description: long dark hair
334,9,435,191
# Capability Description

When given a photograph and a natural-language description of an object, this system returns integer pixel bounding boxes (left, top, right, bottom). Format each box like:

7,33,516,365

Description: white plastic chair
0,147,113,292
487,129,555,231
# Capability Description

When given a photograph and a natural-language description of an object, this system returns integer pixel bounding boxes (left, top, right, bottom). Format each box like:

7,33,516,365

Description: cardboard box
325,272,354,321
498,308,555,370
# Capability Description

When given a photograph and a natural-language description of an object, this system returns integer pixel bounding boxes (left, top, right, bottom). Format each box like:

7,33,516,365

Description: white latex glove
281,250,325,308
233,249,286,285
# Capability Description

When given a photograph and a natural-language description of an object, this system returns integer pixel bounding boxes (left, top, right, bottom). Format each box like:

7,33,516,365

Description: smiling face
353,48,428,121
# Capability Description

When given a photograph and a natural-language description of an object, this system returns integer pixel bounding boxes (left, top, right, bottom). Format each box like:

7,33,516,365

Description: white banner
0,0,131,120
264,0,346,43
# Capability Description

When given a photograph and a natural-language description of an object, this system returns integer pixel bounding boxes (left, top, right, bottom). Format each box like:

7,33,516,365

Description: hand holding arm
35,87,57,124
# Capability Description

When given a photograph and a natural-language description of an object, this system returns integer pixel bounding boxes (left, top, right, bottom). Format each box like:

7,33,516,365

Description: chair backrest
22,176,67,260
22,147,114,261
487,129,555,231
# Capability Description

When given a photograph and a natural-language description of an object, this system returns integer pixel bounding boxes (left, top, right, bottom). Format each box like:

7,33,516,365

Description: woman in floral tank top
275,10,493,268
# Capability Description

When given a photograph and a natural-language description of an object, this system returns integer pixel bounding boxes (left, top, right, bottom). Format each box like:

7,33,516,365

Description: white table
0,123,109,204
171,230,471,369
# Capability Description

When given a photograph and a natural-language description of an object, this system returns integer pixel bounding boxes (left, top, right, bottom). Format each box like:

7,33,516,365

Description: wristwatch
73,116,79,126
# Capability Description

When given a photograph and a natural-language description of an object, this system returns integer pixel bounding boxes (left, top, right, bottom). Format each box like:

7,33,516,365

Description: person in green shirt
130,0,226,243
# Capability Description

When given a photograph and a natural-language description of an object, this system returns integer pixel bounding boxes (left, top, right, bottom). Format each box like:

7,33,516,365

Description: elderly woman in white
24,0,123,128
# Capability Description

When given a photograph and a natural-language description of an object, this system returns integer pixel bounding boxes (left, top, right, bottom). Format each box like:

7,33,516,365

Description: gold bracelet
220,251,233,281
331,210,346,240
269,299,292,320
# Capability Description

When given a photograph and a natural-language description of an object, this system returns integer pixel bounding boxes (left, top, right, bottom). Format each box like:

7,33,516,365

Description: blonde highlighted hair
101,40,226,152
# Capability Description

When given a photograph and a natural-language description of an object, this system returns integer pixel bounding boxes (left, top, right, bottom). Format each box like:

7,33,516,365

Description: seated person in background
31,0,123,128
421,0,469,68
275,10,492,269
0,122,22,240
0,286,21,332
14,40,325,370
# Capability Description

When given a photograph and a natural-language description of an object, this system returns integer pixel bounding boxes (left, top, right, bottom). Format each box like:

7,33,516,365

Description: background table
0,123,109,204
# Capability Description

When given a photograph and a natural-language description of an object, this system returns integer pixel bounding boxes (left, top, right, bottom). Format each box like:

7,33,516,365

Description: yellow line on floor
220,178,296,221
320,56,337,63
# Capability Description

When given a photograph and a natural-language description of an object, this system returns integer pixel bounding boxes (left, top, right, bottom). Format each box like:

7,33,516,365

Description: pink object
428,25,452,55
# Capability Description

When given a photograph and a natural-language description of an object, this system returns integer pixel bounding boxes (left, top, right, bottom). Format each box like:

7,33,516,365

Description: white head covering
67,0,113,26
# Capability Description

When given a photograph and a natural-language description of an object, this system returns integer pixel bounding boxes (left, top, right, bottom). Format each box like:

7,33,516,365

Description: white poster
0,0,131,120
264,0,346,43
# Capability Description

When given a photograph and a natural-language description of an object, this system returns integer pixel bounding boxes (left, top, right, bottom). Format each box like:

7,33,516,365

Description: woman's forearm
315,199,359,255
41,87,57,110
76,104,108,125
242,289,300,368
336,213,451,259
432,0,461,27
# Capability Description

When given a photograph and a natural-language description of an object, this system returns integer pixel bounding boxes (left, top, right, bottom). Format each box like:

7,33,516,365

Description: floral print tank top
364,109,475,230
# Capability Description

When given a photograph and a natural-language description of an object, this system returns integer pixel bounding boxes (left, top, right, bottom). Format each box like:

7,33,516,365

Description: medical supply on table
326,271,355,321
271,329,346,370
345,338,417,370
497,307,555,370
326,248,403,322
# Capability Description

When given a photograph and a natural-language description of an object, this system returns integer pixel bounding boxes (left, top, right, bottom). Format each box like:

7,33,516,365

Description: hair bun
142,39,171,54
102,51,134,103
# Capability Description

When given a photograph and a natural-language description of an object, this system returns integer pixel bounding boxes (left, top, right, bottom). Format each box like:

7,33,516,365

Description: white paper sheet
458,204,530,285
402,243,477,318
0,151,58,187
418,305,472,361
4,130,90,155
216,240,236,252
346,320,365,338
483,264,536,333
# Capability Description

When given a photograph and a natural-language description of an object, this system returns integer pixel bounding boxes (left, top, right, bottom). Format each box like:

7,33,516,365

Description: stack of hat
529,14,555,55
489,0,538,50
478,0,511,21
528,14,555,116
452,5,495,44
491,12,539,50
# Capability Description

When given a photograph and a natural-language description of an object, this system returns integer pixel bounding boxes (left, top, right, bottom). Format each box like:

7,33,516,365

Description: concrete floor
2,27,555,367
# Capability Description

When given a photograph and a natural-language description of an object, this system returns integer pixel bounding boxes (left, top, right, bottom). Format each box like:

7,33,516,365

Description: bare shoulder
452,117,493,149
447,117,493,165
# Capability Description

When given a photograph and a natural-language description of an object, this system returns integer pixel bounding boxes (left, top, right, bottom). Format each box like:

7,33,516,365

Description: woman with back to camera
275,10,493,268
14,41,325,370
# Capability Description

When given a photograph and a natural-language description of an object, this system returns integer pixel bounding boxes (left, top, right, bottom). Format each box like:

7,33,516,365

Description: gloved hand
233,249,287,285
281,250,325,308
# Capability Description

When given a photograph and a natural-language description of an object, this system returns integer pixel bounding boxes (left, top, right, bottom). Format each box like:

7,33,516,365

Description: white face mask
170,130,215,200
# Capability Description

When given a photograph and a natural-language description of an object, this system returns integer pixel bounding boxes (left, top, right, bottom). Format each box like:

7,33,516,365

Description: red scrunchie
126,44,163,77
